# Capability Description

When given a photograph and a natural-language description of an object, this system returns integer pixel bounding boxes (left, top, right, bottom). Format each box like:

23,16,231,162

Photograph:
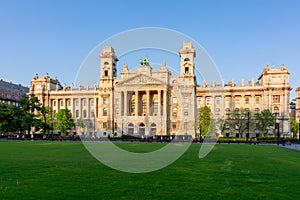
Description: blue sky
0,0,299,98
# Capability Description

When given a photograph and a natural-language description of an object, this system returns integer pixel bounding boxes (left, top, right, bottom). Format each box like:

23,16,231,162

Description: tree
15,94,42,135
37,106,54,135
195,106,211,139
226,108,252,138
55,109,74,135
255,109,275,137
0,103,15,133
290,113,298,138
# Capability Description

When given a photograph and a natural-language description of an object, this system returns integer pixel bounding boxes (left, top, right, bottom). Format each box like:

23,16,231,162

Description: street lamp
274,112,280,146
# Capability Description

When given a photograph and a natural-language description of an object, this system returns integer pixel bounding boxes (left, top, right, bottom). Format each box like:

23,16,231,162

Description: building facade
0,79,29,106
29,42,291,137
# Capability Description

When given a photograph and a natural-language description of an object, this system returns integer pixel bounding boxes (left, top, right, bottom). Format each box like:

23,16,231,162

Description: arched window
104,62,109,65
139,123,145,135
128,123,134,135
255,108,260,113
184,58,190,62
150,123,156,135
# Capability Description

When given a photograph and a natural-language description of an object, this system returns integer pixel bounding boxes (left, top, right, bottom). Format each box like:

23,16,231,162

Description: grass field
0,141,300,200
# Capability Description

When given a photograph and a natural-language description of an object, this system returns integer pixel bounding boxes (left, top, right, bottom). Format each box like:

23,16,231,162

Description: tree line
195,106,298,139
0,94,74,136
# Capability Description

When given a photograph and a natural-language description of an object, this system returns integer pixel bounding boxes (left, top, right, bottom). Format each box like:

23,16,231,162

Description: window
91,99,94,107
235,97,240,105
150,123,156,135
116,108,119,115
226,98,230,104
184,107,188,116
173,97,177,104
274,107,279,113
131,98,135,114
75,110,79,118
104,70,108,77
225,108,230,113
183,122,188,130
53,100,56,107
115,98,119,105
255,108,260,113
215,97,221,105
103,98,107,104
273,95,280,103
83,99,87,106
103,122,108,129
67,100,71,106
142,99,147,114
128,123,134,135
172,108,177,117
184,58,190,61
197,97,202,105
245,97,250,104
185,67,189,74
184,97,189,103
104,62,109,65
172,122,177,129
153,99,158,113
206,97,211,105
75,100,79,107
103,108,108,116
255,97,260,104
60,100,63,106
83,110,87,118
91,109,95,117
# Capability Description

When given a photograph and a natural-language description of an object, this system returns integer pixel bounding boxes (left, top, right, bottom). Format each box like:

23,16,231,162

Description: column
146,90,150,116
135,90,139,116
163,90,167,116
241,95,244,108
124,91,127,116
158,90,161,116
268,93,272,110
251,95,254,111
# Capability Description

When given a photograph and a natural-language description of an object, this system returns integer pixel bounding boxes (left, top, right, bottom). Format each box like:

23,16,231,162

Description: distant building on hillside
0,79,29,106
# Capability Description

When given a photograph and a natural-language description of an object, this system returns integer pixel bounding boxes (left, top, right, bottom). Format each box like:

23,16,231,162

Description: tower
98,46,118,135
179,41,196,84
99,46,118,86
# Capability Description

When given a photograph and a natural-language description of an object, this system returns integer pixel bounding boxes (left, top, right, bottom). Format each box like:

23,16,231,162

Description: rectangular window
91,99,94,107
184,107,188,116
183,122,188,130
103,108,108,116
172,108,177,117
206,97,211,105
103,122,107,129
75,100,79,107
68,100,71,106
235,97,240,105
103,98,107,104
173,97,177,104
184,97,189,103
273,95,280,103
172,122,176,129
53,100,56,107
83,99,87,106
245,97,250,104
255,97,260,104
115,98,119,105
75,110,79,118
215,97,221,105
226,98,230,105
60,100,63,106
116,108,119,115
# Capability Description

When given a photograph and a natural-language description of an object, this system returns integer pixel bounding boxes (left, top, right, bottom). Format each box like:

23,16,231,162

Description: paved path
281,144,300,151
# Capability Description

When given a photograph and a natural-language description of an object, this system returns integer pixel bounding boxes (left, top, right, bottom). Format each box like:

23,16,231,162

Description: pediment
115,74,167,87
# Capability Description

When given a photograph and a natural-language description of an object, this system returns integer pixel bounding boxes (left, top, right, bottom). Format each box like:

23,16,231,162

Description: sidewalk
281,143,300,151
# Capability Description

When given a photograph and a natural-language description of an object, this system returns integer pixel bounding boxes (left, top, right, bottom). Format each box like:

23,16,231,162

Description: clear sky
0,0,299,98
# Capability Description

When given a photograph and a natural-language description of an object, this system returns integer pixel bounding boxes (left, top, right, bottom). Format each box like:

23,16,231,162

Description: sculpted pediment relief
116,74,167,87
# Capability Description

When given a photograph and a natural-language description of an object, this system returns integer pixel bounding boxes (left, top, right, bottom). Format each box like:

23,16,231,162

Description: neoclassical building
29,42,291,137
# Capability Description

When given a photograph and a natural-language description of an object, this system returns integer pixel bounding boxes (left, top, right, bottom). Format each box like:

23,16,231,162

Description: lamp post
274,112,279,146
247,111,250,138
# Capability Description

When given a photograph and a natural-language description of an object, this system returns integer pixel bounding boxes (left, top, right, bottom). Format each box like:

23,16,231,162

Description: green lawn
0,141,300,200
